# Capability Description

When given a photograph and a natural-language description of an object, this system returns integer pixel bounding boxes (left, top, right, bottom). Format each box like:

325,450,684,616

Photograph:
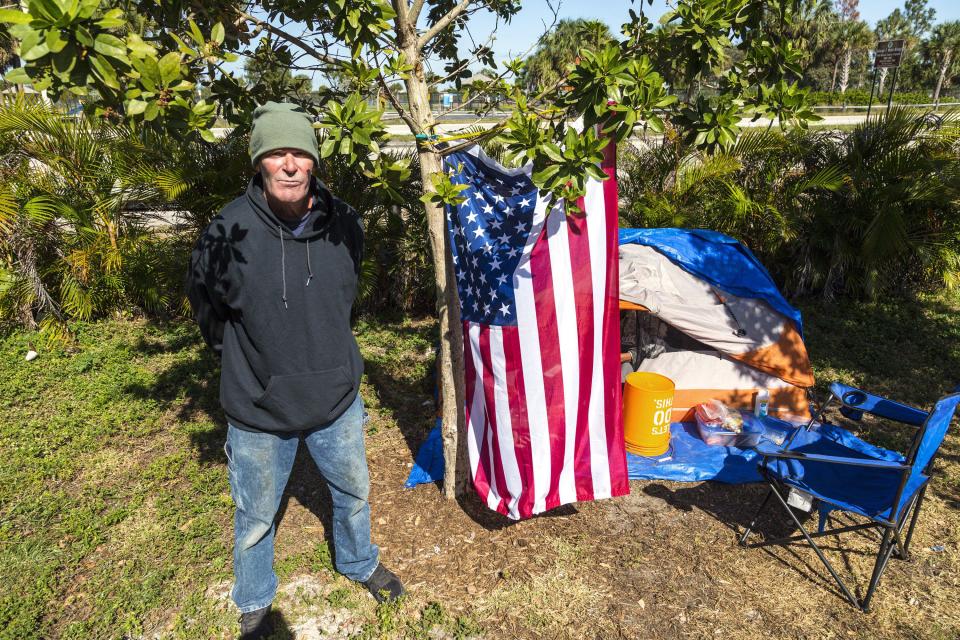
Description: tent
619,228,814,422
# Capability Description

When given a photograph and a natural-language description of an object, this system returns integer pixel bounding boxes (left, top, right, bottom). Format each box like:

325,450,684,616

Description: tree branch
377,72,423,137
409,0,428,25
392,0,409,28
237,11,345,68
434,4,561,118
418,0,473,49
428,22,499,89
391,0,411,33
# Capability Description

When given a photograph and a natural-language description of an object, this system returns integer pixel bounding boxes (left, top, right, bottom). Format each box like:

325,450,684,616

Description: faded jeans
225,393,379,613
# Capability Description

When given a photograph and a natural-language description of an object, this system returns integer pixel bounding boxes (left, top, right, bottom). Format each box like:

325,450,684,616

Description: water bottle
754,388,769,418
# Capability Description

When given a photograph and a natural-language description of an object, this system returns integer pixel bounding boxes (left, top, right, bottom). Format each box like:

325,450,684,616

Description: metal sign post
873,39,905,115
866,69,878,118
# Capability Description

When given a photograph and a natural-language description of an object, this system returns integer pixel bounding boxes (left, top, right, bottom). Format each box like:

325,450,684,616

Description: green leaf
89,54,119,90
94,33,129,63
131,55,160,90
0,9,32,24
126,98,147,115
143,100,159,121
187,19,205,45
61,0,82,20
29,0,63,22
157,52,180,85
17,28,41,55
51,48,76,77
21,40,50,61
3,67,31,84
77,0,98,19
320,137,336,158
168,33,197,56
126,33,155,58
532,164,561,184
541,143,565,163
75,24,93,47
211,22,225,45
95,8,125,29
45,27,68,53
199,128,216,143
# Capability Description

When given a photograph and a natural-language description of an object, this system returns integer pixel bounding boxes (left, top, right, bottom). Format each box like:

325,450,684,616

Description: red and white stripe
461,140,629,519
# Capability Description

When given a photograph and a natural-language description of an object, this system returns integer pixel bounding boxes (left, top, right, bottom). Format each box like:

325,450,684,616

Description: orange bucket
623,372,675,456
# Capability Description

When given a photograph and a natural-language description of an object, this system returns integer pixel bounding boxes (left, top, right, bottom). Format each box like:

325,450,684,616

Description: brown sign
874,39,905,69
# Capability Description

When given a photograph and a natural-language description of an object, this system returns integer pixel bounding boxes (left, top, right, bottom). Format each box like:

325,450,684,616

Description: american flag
444,138,629,520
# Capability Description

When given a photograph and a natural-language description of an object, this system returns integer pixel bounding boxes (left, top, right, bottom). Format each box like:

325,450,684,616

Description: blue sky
442,0,960,72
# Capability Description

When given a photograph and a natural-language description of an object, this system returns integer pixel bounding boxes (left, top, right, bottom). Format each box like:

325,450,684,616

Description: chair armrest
757,446,910,470
829,382,928,427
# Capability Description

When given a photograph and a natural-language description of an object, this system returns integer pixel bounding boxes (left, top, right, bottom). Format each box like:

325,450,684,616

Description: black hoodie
186,175,364,433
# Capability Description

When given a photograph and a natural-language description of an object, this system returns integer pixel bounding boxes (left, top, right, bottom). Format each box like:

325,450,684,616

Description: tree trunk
839,48,852,97
934,48,953,108
830,57,840,94
878,67,888,94
400,34,470,499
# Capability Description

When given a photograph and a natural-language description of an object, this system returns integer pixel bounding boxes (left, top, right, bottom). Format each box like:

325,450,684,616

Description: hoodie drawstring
279,225,288,309
279,226,314,308
305,239,313,287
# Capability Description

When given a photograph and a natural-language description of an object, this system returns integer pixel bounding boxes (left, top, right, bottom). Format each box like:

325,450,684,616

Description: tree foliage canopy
0,0,827,207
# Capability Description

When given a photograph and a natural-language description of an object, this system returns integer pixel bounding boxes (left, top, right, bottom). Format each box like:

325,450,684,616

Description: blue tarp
404,418,445,488
618,228,804,334
403,417,905,491
405,416,796,488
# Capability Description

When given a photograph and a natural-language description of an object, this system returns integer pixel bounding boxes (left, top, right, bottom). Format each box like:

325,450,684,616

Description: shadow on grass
359,320,439,464
800,296,960,449
261,609,292,640
276,447,338,563
121,320,227,465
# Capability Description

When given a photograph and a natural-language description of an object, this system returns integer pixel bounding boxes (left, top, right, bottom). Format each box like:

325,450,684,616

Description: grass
1,292,959,638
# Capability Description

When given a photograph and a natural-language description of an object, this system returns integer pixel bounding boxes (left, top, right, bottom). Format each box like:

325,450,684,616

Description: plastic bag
695,400,761,447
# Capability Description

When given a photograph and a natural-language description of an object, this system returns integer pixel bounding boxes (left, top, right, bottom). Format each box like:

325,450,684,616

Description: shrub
619,108,960,300
807,89,934,106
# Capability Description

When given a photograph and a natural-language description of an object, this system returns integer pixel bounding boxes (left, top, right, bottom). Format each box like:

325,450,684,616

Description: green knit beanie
248,101,319,167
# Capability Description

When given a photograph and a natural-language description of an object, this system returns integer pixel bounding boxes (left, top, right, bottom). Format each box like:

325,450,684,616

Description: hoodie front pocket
255,368,354,429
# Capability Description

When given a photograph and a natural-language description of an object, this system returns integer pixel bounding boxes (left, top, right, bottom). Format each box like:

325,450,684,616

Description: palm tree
0,97,188,336
925,21,960,107
520,19,613,93
803,108,960,298
838,20,873,99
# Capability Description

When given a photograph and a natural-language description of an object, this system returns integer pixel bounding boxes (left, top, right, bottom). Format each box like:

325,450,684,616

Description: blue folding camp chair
739,382,960,612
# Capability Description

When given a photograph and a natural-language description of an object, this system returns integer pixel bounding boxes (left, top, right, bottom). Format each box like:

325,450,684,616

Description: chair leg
902,485,928,557
767,482,860,609
862,526,897,613
739,486,774,546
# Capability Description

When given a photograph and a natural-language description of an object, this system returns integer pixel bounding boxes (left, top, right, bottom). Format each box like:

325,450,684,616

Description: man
186,102,403,639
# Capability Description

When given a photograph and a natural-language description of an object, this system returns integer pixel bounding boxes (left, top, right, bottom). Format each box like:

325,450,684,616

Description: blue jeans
225,393,379,613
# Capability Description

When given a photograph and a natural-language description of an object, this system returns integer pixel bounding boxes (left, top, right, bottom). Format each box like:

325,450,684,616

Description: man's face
258,148,315,206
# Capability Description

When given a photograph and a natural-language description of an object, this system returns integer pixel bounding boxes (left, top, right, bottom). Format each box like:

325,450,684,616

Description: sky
443,0,960,73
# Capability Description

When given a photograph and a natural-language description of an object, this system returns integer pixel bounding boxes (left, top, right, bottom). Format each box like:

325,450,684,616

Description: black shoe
239,604,272,639
362,563,405,603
